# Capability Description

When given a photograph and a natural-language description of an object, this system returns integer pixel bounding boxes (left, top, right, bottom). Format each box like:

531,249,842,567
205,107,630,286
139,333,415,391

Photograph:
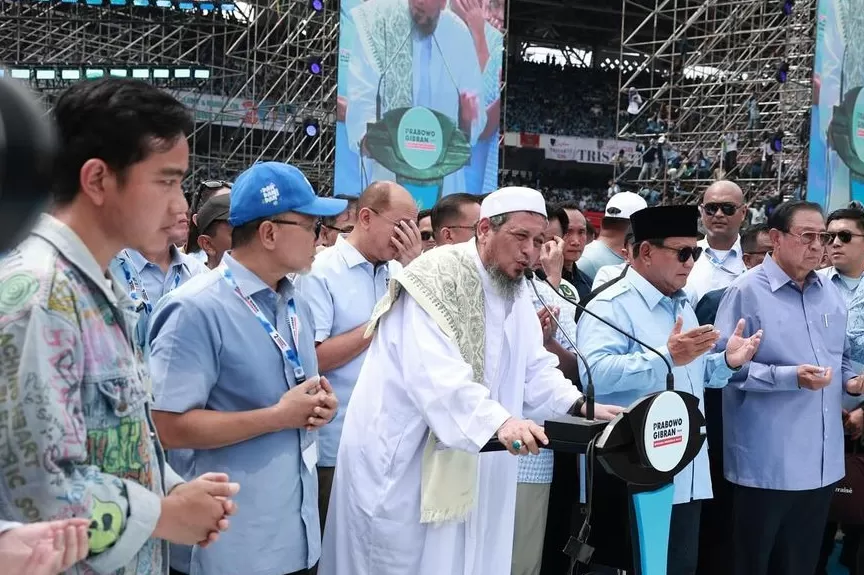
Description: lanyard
218,264,306,383
118,250,182,312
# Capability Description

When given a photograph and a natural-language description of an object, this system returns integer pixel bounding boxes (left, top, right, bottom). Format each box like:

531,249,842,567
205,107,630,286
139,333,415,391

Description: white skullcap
480,187,547,219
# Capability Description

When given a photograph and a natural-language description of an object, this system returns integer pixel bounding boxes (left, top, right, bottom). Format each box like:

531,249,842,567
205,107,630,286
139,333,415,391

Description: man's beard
486,263,523,302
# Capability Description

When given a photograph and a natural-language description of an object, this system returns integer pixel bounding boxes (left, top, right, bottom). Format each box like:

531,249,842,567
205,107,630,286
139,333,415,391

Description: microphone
533,268,675,391
524,269,595,421
375,25,415,122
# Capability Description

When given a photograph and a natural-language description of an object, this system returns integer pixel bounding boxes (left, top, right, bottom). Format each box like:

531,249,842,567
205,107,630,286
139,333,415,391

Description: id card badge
302,440,319,472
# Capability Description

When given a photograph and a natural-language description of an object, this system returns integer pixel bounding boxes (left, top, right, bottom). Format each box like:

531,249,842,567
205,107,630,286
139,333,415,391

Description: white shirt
685,236,746,308
319,245,582,575
724,132,738,152
592,263,628,290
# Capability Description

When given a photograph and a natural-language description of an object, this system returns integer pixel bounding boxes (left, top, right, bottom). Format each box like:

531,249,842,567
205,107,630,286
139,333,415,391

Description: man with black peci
574,205,762,575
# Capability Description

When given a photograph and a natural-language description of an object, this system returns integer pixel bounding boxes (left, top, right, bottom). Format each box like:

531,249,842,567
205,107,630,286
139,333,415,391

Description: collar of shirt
221,252,294,300
698,235,743,265
762,254,822,292
334,234,378,270
31,214,132,310
625,266,688,312
126,244,189,276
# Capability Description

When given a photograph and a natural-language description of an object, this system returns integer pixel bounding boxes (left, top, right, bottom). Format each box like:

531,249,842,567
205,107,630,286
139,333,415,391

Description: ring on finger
511,440,523,451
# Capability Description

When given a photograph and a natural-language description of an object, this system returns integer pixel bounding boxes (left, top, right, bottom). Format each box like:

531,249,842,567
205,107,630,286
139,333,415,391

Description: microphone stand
533,268,675,391
525,269,596,420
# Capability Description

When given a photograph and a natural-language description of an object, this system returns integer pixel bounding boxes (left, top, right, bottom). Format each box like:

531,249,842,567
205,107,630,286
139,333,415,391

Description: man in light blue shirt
715,201,864,575
300,180,422,528
111,219,208,355
149,162,344,575
576,205,760,575
575,191,646,282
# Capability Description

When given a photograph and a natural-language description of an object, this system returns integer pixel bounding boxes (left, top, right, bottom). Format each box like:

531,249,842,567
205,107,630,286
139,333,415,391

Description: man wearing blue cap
148,162,344,575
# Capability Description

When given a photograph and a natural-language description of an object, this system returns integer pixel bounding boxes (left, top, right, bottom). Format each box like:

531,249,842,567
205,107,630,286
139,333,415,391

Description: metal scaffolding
0,0,339,194
615,0,815,202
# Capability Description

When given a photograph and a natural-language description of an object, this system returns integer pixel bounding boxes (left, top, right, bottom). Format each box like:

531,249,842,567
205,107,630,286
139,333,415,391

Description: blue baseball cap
228,162,347,226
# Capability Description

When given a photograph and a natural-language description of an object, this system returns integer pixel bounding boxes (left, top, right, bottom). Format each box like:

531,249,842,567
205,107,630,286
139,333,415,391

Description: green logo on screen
397,107,444,170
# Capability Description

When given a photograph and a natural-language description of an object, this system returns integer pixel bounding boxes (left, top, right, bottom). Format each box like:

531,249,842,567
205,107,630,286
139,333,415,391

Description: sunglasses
828,230,864,244
270,218,322,240
701,203,742,216
421,231,434,241
191,180,233,213
655,244,703,263
785,231,833,246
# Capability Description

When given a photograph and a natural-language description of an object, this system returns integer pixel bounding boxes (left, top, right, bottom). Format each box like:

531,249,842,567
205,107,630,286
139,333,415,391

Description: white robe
345,5,485,196
318,249,583,575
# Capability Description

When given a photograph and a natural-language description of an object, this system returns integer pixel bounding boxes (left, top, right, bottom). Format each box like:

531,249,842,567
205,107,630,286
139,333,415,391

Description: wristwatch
570,396,587,417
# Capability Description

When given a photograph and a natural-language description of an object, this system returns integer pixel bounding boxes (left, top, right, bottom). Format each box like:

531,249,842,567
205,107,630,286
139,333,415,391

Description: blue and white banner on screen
335,0,505,204
807,0,864,210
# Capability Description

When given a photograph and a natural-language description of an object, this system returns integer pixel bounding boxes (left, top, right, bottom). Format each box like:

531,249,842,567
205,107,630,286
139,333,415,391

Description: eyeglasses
270,218,322,240
420,231,434,241
369,208,413,227
784,231,833,246
701,203,742,216
654,244,703,263
322,223,354,235
827,230,864,244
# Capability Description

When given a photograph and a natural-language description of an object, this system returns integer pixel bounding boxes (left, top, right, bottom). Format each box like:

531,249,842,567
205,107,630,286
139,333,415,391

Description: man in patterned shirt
0,78,239,574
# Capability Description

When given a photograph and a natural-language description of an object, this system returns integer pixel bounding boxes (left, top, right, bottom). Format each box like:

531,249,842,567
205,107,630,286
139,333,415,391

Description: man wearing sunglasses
714,201,864,575
148,162,344,575
417,209,436,251
815,207,864,574
575,205,762,575
687,181,747,309
317,194,358,249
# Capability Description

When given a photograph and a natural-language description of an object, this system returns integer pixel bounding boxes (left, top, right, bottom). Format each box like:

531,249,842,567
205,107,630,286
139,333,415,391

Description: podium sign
364,106,471,209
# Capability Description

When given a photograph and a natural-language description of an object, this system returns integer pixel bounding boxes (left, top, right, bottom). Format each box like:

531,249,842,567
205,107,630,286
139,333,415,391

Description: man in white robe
318,187,624,575
345,0,485,196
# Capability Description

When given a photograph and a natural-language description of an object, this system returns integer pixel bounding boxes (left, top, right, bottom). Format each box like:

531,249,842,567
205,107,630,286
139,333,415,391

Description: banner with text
806,0,864,210
502,132,640,165
169,90,294,131
335,0,506,205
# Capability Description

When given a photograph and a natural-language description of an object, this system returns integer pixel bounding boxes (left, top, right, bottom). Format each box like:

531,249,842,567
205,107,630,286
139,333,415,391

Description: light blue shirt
300,236,398,466
715,256,856,491
821,266,864,410
576,239,625,282
110,246,208,354
149,253,321,575
575,267,734,504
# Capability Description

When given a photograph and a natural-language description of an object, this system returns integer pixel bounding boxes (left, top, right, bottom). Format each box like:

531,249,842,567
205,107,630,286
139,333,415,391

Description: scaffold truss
0,0,339,194
615,0,815,203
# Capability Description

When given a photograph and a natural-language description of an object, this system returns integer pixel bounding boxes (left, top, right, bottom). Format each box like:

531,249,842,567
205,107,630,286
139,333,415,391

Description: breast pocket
821,311,847,356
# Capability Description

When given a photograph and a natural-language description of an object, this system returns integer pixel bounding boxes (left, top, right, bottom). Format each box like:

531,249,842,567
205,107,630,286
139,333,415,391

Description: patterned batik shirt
0,215,183,574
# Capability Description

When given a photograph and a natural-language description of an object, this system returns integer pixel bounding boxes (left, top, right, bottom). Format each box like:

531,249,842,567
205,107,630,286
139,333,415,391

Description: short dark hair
740,223,770,253
322,194,357,226
51,78,193,206
586,220,597,239
545,203,569,235
827,207,864,233
231,217,268,249
430,193,481,235
767,200,823,233
417,209,432,223
555,200,583,212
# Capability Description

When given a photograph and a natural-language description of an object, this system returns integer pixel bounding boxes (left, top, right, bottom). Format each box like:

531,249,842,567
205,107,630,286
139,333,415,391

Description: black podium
483,390,706,575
